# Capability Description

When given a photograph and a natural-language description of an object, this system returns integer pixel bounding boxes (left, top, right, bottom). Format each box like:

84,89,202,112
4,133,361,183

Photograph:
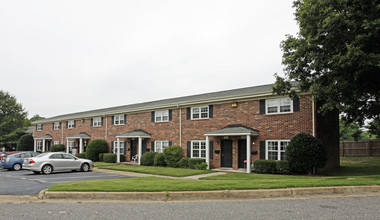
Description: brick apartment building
32,83,316,173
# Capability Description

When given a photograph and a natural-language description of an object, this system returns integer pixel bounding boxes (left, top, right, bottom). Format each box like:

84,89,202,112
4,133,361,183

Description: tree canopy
0,91,28,150
273,0,380,125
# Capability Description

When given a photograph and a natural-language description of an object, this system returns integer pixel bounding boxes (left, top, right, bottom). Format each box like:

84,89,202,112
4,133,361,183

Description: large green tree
0,91,28,150
273,0,380,125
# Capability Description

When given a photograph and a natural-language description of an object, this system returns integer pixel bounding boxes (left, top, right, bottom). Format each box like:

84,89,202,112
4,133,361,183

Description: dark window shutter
122,142,126,154
101,117,104,126
187,107,191,120
151,112,155,122
73,120,76,128
209,141,214,159
91,118,93,127
111,141,114,153
124,114,127,124
52,123,54,130
260,141,266,159
187,141,191,158
259,99,266,114
293,99,300,112
151,141,155,152
66,121,68,128
169,109,172,121
112,116,114,125
169,141,172,146
209,105,213,118
41,124,43,130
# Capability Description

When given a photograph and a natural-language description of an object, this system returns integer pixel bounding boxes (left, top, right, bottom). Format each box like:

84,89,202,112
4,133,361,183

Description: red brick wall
33,94,314,169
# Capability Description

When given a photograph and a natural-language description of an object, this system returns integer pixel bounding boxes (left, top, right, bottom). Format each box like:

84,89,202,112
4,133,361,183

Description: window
266,98,292,114
191,140,206,158
192,106,209,119
50,154,63,159
68,141,75,151
114,115,125,125
155,140,169,153
266,140,289,160
63,154,75,159
53,141,60,145
67,120,75,129
155,110,169,122
54,122,61,130
36,124,42,131
93,117,102,127
113,141,125,154
37,141,42,151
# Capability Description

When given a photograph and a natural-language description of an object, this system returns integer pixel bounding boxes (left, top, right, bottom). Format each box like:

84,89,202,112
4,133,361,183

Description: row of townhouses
32,83,317,173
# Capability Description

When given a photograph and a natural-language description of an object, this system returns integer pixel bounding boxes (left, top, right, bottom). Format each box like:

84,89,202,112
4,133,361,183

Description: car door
62,153,81,170
48,153,65,171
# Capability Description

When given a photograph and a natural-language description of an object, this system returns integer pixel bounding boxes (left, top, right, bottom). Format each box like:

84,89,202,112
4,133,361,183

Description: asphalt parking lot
0,168,130,195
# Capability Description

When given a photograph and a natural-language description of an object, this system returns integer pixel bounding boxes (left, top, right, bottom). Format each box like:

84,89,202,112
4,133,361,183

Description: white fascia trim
205,133,259,137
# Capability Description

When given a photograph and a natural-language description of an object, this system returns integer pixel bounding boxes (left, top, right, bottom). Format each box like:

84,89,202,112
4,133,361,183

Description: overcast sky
0,0,298,118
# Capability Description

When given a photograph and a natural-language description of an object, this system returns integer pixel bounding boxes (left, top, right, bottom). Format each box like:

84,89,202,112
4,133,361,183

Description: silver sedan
23,152,94,174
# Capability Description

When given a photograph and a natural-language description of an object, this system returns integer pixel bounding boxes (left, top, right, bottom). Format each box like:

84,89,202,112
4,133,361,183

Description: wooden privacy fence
340,139,380,157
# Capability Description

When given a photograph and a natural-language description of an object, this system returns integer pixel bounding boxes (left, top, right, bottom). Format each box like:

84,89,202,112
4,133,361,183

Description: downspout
312,96,316,137
61,120,64,144
178,104,182,147
105,115,108,140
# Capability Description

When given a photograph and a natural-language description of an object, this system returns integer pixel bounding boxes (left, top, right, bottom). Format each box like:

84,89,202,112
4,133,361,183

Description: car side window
14,154,22,158
63,154,75,160
21,153,29,158
49,154,63,159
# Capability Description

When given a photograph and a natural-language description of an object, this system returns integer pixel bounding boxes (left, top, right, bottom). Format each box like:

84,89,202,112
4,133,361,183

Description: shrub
120,155,126,162
276,160,290,174
163,146,183,167
103,153,117,163
141,152,157,166
286,133,327,174
253,160,277,174
188,158,206,169
194,162,208,170
16,134,34,151
99,153,105,162
50,144,65,152
154,153,166,166
77,152,86,159
85,139,109,162
179,158,189,168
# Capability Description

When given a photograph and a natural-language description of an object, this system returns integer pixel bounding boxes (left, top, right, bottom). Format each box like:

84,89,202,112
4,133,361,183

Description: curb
41,185,380,201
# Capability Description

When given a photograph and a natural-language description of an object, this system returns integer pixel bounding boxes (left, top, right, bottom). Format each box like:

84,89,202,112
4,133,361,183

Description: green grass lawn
49,157,380,192
94,162,215,177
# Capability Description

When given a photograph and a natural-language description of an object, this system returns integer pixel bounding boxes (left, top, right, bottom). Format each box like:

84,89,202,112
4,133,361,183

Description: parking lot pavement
0,169,130,195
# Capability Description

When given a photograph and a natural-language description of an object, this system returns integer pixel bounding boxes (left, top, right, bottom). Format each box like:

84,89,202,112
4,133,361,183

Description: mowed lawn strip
94,163,215,177
48,157,380,192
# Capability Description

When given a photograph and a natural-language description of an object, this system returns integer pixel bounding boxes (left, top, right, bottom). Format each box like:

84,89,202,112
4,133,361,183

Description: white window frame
93,117,102,127
113,141,125,154
191,140,206,158
265,97,293,115
67,120,75,129
36,141,42,151
265,140,290,161
36,124,42,131
155,140,169,153
54,122,61,130
68,141,75,151
191,106,209,120
155,110,169,122
53,141,60,145
114,115,125,125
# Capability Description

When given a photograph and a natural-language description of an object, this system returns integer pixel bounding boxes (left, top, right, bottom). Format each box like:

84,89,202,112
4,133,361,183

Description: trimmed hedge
286,133,327,174
188,158,206,169
254,160,277,174
78,153,87,159
141,152,157,166
86,139,109,162
16,134,34,151
120,155,126,162
103,153,117,163
179,158,189,168
154,153,166,166
194,162,208,170
50,144,65,152
163,146,183,167
99,153,105,162
276,160,290,174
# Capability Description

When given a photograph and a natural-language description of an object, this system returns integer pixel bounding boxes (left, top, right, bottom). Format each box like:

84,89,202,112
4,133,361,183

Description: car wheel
81,163,90,172
42,165,53,175
33,171,40,174
12,163,22,171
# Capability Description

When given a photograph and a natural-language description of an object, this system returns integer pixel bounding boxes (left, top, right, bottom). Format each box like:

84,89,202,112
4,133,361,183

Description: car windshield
35,153,49,158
